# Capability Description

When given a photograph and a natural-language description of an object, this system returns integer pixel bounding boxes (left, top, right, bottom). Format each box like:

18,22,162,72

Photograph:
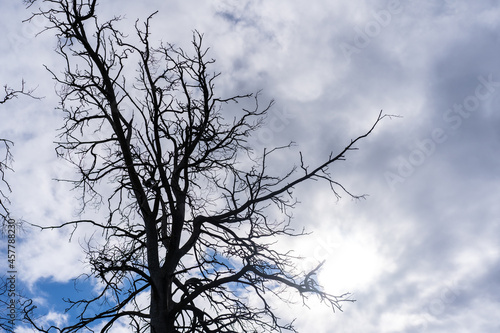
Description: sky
1,0,500,332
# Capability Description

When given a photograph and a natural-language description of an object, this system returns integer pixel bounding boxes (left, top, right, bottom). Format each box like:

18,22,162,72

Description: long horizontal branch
211,110,386,223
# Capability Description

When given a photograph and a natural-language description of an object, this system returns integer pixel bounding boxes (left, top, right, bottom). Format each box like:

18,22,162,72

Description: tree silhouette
23,1,387,332
1,81,39,224
0,86,19,332
1,81,39,332
1,82,31,223
0,136,13,225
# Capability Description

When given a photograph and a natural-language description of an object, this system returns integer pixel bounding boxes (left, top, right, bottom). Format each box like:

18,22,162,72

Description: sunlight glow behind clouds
319,232,394,293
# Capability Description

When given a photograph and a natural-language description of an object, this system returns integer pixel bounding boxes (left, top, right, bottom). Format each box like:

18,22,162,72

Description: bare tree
0,86,18,332
1,81,40,332
1,81,39,224
23,1,387,332
0,136,13,225
1,82,29,223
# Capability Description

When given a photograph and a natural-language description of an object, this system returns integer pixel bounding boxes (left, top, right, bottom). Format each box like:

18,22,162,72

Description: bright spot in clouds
319,232,393,293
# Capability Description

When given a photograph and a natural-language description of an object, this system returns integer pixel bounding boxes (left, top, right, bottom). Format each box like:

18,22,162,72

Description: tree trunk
150,274,174,333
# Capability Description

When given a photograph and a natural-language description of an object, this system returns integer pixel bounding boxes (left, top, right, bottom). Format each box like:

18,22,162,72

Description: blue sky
1,0,500,332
